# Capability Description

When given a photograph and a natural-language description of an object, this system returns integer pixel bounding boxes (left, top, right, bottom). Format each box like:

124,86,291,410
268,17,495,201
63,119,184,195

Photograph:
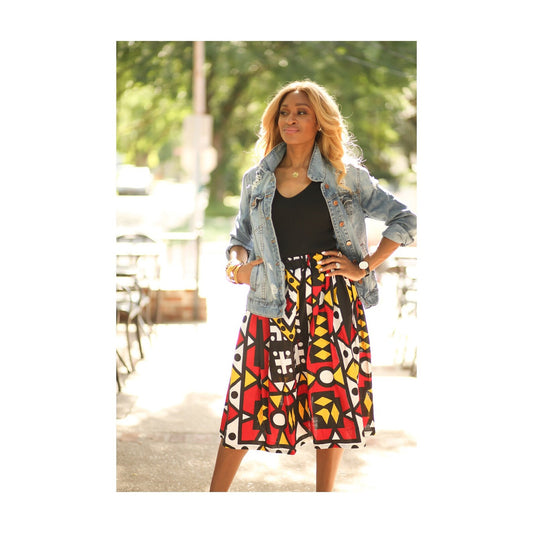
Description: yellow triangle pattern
316,314,327,326
324,291,333,307
230,368,240,385
333,367,344,385
346,361,359,381
245,370,257,388
270,394,282,408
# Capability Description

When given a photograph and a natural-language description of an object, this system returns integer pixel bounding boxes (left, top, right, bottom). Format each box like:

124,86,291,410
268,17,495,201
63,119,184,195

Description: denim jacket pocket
249,262,266,300
250,195,266,233
338,190,355,216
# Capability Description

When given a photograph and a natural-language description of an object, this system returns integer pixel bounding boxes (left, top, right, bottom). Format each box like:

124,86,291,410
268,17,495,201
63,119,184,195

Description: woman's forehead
280,90,311,106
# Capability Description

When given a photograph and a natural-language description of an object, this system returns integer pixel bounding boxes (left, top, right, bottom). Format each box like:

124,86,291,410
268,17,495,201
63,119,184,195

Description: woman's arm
354,166,417,247
228,245,249,264
226,172,254,260
227,245,263,285
225,171,263,285
319,237,400,281
364,237,401,272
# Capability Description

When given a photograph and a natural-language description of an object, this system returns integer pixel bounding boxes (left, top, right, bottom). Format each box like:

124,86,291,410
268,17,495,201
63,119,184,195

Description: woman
210,80,416,492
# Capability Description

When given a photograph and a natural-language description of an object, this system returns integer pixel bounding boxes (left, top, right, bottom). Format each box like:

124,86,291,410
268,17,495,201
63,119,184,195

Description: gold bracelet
233,264,242,284
225,260,244,284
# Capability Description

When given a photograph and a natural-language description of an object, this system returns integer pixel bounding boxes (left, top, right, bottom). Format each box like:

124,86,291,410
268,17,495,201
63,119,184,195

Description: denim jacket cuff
226,239,253,260
382,225,416,247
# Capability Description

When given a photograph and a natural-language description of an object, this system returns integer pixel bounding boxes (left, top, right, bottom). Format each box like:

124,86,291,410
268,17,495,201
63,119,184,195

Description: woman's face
277,90,319,148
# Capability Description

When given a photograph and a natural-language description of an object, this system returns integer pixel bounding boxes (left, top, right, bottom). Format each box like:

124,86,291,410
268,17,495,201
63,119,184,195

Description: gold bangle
225,260,244,284
233,264,242,284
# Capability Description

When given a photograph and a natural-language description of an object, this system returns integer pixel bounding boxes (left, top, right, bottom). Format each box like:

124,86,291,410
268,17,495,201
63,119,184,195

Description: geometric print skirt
219,252,375,455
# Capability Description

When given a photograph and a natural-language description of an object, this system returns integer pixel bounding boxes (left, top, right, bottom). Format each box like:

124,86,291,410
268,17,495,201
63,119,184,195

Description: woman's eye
279,109,308,117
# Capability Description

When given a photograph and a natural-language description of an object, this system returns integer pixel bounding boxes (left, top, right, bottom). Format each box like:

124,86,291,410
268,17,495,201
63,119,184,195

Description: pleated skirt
219,252,375,455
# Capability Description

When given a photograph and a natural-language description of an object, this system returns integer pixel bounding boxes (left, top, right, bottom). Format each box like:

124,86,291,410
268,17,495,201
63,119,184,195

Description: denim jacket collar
255,143,327,186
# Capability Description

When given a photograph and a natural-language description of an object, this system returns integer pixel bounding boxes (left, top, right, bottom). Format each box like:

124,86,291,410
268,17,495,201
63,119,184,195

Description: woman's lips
283,128,299,134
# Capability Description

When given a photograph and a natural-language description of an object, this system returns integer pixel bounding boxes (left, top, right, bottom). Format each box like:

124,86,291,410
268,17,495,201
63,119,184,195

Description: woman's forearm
229,245,249,264
366,237,401,271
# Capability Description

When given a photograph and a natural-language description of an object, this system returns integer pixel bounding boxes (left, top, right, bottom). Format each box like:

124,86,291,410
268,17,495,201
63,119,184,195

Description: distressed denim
227,142,417,318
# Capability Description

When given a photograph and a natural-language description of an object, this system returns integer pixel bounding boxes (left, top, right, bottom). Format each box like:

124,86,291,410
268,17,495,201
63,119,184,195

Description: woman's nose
286,113,296,123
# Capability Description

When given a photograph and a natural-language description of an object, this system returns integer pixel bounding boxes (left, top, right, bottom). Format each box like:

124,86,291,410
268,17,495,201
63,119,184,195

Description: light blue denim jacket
227,143,416,318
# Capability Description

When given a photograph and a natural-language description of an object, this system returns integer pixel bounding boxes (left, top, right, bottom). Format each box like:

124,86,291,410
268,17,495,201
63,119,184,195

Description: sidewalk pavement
116,240,418,493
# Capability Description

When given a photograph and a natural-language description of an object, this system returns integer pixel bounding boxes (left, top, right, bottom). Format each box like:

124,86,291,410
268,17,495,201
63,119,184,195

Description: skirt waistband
282,252,324,269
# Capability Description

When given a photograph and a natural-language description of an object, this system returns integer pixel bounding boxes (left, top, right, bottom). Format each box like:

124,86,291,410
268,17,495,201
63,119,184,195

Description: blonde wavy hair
255,80,361,183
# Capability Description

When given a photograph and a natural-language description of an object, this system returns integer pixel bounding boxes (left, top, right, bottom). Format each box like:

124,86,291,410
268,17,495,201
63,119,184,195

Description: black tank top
271,180,337,259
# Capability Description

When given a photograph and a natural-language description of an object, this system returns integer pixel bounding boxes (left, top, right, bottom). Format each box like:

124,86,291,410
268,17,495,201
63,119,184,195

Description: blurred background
115,41,418,492
116,41,416,200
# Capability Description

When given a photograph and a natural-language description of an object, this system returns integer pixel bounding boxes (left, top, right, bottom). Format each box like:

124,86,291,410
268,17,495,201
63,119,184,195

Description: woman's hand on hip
236,258,264,285
318,250,366,282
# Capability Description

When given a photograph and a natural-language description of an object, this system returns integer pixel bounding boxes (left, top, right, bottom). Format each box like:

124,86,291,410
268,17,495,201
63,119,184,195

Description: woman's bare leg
316,447,344,492
209,441,248,492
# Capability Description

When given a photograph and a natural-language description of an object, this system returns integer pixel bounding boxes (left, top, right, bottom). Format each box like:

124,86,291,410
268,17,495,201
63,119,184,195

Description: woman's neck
280,144,314,169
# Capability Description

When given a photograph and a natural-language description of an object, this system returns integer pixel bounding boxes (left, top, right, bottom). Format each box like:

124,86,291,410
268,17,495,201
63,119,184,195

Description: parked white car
116,165,153,195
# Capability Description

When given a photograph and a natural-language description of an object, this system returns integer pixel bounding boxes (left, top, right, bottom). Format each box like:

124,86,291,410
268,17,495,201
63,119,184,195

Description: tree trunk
206,75,251,208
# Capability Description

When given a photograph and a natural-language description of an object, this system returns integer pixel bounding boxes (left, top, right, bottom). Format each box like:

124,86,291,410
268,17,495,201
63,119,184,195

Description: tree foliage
117,41,416,205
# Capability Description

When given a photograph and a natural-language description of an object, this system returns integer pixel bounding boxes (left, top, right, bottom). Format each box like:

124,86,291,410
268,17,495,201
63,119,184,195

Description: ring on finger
335,262,340,269
337,251,342,257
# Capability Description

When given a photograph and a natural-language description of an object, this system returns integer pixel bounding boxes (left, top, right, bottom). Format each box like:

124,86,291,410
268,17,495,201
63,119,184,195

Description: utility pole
182,41,217,230
181,41,217,319
193,41,206,115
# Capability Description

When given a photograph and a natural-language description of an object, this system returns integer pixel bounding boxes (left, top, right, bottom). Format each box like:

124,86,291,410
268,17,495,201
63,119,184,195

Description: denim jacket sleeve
348,164,416,246
226,168,255,259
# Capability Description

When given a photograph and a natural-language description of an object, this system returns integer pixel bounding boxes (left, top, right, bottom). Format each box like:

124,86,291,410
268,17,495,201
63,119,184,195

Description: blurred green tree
117,41,416,207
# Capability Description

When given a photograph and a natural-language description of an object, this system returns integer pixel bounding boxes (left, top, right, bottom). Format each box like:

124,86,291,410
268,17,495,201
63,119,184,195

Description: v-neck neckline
275,180,315,200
